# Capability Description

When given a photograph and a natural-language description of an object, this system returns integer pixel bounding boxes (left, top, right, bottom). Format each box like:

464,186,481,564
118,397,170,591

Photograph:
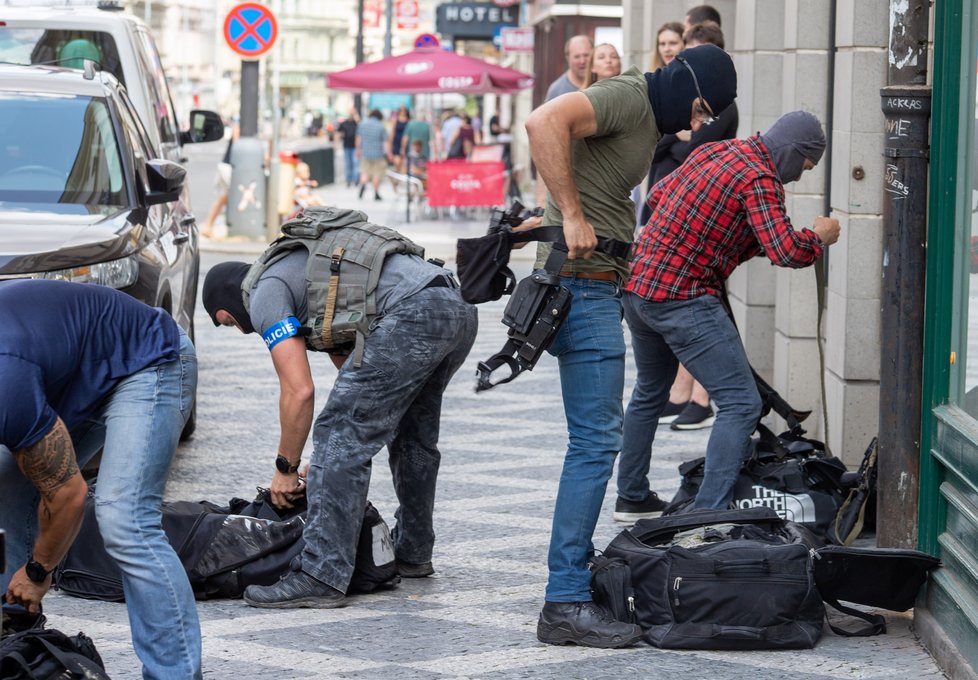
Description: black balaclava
202,261,255,334
644,43,737,135
760,111,826,184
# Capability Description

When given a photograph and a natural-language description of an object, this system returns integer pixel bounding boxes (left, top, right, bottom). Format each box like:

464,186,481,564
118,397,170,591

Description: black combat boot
537,601,644,648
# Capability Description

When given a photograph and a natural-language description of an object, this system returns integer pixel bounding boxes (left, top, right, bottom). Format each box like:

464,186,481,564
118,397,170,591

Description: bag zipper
672,573,809,610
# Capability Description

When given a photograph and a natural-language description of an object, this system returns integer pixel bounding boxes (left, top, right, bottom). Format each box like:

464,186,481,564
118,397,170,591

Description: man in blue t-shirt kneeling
0,280,201,680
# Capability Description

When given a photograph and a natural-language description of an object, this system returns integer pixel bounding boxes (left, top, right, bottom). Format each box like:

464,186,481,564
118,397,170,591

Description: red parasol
325,48,534,94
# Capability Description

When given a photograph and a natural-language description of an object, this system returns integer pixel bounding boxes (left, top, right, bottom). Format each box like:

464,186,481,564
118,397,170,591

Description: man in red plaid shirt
621,110,840,511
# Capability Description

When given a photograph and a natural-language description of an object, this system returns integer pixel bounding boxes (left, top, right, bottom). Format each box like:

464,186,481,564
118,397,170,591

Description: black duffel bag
602,507,825,650
0,627,110,680
666,425,848,541
54,485,399,601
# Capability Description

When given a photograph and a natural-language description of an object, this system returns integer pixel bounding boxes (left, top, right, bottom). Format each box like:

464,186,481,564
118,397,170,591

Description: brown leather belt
558,270,619,282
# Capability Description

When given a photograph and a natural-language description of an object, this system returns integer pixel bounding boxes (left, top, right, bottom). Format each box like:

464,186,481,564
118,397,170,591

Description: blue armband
262,316,302,350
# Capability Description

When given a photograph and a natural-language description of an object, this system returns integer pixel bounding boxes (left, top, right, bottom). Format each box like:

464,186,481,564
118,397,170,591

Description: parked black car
0,62,223,437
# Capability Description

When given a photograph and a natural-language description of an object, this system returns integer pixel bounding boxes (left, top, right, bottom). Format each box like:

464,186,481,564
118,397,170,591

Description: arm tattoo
15,418,80,507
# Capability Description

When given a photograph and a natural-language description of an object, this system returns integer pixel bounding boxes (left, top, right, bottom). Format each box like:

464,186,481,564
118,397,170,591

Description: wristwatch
25,557,52,583
275,454,300,474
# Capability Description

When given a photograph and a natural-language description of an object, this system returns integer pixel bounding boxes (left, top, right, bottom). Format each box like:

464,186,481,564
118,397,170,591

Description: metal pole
240,60,260,137
267,0,282,241
877,0,931,549
384,0,393,57
405,154,411,223
355,0,365,112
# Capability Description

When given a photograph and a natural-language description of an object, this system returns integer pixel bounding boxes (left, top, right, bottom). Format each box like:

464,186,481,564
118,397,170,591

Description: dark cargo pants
300,285,478,592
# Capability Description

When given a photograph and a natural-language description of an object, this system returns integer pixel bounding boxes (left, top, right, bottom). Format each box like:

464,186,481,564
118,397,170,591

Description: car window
134,28,179,148
0,28,125,85
114,90,152,189
0,92,126,206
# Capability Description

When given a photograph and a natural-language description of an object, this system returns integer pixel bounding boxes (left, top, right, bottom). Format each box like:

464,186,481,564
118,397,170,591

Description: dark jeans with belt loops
299,286,478,592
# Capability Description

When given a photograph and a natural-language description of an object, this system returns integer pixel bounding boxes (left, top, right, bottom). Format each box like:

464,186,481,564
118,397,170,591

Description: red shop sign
426,160,506,208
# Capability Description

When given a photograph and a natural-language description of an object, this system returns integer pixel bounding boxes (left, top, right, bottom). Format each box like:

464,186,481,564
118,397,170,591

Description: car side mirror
181,110,225,145
145,159,186,205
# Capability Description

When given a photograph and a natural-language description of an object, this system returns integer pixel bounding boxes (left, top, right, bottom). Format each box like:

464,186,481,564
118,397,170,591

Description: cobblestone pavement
41,179,946,679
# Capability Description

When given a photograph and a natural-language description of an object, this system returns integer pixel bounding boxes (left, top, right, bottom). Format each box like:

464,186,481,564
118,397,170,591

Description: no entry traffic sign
224,3,278,59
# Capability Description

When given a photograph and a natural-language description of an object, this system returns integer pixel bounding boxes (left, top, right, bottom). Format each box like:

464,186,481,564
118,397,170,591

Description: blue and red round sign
414,33,440,49
224,3,278,59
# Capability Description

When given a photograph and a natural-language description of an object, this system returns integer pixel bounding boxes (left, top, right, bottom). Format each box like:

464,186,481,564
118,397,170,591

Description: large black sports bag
54,485,399,601
597,508,942,647
666,425,848,541
603,507,825,650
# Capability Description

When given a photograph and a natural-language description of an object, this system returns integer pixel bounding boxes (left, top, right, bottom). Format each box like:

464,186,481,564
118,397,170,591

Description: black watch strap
275,454,300,474
25,558,52,583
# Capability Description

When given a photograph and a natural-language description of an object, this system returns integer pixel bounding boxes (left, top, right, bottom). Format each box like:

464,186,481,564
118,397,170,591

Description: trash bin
296,145,334,186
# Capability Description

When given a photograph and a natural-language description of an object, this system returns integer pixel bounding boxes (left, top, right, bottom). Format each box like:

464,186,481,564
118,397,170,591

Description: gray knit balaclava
759,111,826,184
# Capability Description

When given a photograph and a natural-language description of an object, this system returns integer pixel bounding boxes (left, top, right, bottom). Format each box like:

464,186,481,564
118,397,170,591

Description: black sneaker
358,183,366,198
613,492,669,523
537,601,644,649
396,559,434,578
670,401,715,430
658,400,687,424
243,570,347,609
374,193,382,201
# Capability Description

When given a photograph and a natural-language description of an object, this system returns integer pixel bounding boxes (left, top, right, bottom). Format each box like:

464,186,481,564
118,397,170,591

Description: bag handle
824,599,887,637
713,558,771,575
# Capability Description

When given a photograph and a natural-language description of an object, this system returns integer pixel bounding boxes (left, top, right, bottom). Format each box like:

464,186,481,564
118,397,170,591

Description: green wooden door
920,0,978,672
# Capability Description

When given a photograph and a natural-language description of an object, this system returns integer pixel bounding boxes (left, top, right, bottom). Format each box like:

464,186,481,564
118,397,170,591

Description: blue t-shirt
0,280,181,451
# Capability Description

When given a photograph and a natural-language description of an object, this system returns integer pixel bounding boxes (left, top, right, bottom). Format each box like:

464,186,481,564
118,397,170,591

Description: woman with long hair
648,21,684,71
583,42,622,88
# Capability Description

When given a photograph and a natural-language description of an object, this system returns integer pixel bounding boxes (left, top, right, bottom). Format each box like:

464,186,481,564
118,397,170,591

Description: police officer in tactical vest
203,206,478,608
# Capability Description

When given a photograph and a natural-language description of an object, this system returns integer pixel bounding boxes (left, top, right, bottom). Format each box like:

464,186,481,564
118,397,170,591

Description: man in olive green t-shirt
523,44,737,649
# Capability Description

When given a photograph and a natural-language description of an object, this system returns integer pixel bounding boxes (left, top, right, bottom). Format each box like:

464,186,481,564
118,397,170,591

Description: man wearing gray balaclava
524,43,737,650
621,110,839,527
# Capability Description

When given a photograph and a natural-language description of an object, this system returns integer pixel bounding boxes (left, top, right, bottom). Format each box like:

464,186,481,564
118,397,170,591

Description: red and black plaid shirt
626,136,823,302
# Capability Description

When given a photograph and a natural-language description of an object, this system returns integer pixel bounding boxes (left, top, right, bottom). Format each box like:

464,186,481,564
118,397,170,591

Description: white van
0,2,213,163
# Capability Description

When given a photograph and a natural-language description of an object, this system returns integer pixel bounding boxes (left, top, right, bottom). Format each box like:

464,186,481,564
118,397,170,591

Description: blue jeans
620,293,761,509
300,286,478,591
0,330,201,680
545,277,625,602
343,147,358,185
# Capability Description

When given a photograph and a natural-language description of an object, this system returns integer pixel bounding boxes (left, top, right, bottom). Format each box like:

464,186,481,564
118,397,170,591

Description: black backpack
0,628,110,680
54,485,399,601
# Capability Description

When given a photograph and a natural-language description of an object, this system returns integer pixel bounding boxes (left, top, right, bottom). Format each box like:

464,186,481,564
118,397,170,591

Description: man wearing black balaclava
201,209,478,610
523,43,737,649
622,110,840,531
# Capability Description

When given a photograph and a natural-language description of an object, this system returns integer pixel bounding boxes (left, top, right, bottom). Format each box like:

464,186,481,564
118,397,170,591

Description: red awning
326,48,534,94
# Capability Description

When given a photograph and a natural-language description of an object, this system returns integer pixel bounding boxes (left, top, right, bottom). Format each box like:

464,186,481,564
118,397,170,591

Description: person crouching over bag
202,205,478,609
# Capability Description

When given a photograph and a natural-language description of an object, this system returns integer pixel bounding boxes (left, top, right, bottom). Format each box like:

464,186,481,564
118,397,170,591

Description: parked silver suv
0,3,224,439
0,2,201,163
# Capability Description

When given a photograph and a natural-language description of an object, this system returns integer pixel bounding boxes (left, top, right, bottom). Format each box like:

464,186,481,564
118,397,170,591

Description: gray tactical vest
241,206,425,366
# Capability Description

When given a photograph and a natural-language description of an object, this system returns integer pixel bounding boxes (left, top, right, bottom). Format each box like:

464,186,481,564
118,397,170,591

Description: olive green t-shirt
535,67,660,279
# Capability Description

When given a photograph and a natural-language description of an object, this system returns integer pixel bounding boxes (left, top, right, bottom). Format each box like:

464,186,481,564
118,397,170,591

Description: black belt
423,275,456,290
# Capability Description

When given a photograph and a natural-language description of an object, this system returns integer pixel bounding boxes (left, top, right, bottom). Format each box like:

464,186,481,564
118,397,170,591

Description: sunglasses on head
675,55,718,125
